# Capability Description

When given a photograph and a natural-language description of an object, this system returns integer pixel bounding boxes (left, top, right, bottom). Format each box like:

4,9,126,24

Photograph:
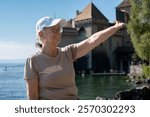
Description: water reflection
75,75,134,100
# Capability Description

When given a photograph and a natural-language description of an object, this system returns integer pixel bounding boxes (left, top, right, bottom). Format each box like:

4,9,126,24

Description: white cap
36,16,67,34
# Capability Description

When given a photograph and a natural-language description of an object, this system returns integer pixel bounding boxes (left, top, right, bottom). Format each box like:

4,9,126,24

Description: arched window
78,27,86,40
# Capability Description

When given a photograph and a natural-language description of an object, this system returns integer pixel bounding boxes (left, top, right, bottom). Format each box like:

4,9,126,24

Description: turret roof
75,2,108,21
116,0,131,8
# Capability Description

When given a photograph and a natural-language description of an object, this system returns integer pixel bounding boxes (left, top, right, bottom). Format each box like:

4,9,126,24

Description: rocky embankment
96,86,150,100
96,65,150,100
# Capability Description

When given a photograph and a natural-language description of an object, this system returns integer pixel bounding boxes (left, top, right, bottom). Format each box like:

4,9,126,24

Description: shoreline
92,72,126,76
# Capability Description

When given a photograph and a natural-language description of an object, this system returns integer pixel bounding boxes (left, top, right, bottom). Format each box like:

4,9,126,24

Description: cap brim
48,19,67,27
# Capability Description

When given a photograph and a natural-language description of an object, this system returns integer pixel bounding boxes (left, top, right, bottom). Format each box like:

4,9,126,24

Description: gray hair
35,36,42,49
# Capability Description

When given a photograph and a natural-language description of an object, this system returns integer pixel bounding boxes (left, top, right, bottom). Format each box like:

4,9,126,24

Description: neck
42,45,59,57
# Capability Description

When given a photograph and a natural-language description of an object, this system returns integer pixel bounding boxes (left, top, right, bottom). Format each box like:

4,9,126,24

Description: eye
51,27,63,33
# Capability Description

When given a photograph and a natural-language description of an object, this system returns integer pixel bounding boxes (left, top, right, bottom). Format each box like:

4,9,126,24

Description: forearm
27,90,39,100
75,24,122,59
89,25,121,47
26,79,39,100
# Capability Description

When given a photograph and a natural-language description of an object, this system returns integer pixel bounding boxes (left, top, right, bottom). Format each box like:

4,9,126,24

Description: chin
54,39,60,44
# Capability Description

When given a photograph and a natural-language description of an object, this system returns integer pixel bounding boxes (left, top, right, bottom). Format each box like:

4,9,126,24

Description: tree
127,0,150,65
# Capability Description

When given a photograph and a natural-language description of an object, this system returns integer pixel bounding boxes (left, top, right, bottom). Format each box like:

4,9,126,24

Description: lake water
0,63,134,100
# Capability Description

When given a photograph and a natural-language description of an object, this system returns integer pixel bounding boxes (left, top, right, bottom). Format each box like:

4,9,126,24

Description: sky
0,0,123,62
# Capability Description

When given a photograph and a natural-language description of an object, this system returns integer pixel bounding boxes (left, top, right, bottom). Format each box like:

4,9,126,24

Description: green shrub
142,65,150,78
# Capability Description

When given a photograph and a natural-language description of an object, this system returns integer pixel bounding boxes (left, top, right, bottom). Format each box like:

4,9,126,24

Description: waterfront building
59,0,134,73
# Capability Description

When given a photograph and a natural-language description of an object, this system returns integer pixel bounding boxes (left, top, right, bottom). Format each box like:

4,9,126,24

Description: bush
142,65,150,78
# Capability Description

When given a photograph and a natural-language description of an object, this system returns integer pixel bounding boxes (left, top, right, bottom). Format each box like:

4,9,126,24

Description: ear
38,31,43,37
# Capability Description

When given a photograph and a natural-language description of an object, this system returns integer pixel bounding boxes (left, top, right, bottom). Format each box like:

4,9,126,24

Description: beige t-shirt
24,44,79,100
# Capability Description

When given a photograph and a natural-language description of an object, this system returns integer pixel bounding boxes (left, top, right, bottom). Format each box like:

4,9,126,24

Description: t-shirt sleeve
65,44,77,61
24,56,38,80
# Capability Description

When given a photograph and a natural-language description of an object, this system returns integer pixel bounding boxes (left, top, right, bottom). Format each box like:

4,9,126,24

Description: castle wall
59,1,133,73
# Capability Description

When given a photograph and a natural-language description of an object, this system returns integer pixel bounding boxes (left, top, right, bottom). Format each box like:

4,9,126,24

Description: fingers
120,10,126,12
115,20,125,29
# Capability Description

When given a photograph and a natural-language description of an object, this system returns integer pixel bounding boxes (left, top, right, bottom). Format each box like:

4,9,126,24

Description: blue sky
0,0,123,61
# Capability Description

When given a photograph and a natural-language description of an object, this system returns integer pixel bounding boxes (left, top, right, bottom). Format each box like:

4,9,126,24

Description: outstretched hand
114,21,125,29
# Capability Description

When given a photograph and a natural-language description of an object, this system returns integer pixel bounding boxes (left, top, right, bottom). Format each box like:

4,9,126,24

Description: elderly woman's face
43,24,62,44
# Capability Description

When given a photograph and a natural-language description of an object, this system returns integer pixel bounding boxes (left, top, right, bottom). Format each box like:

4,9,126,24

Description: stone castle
59,0,133,73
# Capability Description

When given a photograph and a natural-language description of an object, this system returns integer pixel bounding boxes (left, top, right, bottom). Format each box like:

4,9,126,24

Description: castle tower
73,2,110,72
74,2,109,37
60,1,134,73
114,0,134,73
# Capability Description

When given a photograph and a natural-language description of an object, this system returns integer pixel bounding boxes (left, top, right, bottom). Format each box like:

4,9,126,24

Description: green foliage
127,0,150,62
142,65,150,78
131,53,141,64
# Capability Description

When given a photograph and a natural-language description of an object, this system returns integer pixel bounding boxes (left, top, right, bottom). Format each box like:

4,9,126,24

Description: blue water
76,75,134,99
0,63,26,100
0,63,134,100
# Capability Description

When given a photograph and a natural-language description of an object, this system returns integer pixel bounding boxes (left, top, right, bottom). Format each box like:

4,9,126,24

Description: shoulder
60,44,77,60
61,44,77,52
25,52,42,66
25,52,41,72
24,53,39,80
27,51,41,60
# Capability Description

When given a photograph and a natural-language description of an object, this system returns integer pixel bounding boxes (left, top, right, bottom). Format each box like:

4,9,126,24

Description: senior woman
24,16,124,100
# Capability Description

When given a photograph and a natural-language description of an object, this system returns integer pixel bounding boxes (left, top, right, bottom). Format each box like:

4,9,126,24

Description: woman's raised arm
74,21,125,59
